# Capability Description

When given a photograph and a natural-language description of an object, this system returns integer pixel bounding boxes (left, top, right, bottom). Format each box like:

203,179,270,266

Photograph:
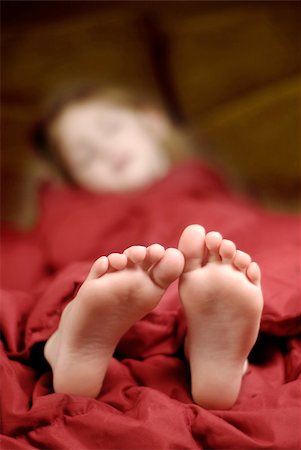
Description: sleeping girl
34,85,263,410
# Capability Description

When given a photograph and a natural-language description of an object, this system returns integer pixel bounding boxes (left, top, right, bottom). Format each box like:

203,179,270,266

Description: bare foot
178,224,263,409
44,244,184,397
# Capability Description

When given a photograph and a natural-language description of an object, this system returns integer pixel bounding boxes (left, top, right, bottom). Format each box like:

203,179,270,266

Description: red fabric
1,162,300,449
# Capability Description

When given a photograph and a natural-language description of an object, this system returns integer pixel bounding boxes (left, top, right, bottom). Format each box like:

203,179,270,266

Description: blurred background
2,1,301,229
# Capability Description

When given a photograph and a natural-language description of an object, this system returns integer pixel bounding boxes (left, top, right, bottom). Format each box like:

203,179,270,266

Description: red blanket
1,162,300,449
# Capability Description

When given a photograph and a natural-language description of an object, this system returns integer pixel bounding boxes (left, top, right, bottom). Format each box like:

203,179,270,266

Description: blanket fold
1,162,300,449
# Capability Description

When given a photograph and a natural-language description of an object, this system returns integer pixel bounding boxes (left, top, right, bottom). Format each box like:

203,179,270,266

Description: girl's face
50,100,171,193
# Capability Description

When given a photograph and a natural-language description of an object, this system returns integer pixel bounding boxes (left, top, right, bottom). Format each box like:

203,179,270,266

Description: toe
87,256,109,279
178,224,206,272
219,239,236,263
108,253,128,271
123,246,147,264
246,261,261,286
151,248,184,289
142,244,165,270
205,231,223,262
233,250,252,273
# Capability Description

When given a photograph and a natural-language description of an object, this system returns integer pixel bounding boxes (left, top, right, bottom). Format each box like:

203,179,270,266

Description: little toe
151,248,184,289
233,250,252,274
219,239,236,263
108,253,128,271
246,261,261,286
205,231,223,262
123,246,147,265
87,256,109,280
178,224,206,272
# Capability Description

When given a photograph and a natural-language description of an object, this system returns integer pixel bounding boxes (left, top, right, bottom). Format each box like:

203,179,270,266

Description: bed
1,162,300,449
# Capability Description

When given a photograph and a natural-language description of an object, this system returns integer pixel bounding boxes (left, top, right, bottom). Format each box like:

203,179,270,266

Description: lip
113,154,133,172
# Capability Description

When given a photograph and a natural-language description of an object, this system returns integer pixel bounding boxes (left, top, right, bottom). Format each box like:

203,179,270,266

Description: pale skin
48,99,171,193
44,225,263,409
43,99,263,409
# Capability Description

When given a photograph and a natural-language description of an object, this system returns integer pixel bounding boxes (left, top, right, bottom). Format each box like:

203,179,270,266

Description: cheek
135,141,166,167
126,135,158,161
72,162,104,182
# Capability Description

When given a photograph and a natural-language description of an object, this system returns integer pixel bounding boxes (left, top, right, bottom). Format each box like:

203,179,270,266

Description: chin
84,167,168,193
123,173,165,192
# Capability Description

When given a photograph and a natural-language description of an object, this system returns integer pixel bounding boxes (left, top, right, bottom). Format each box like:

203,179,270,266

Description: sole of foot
44,244,184,398
178,224,263,409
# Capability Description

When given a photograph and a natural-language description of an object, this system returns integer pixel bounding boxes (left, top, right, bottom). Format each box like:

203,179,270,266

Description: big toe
151,248,184,289
247,262,261,286
178,224,206,272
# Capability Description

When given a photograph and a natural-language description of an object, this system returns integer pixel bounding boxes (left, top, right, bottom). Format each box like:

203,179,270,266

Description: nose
110,151,132,171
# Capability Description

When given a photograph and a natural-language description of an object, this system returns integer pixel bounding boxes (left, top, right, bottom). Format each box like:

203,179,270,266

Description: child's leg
178,225,263,409
44,244,184,398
